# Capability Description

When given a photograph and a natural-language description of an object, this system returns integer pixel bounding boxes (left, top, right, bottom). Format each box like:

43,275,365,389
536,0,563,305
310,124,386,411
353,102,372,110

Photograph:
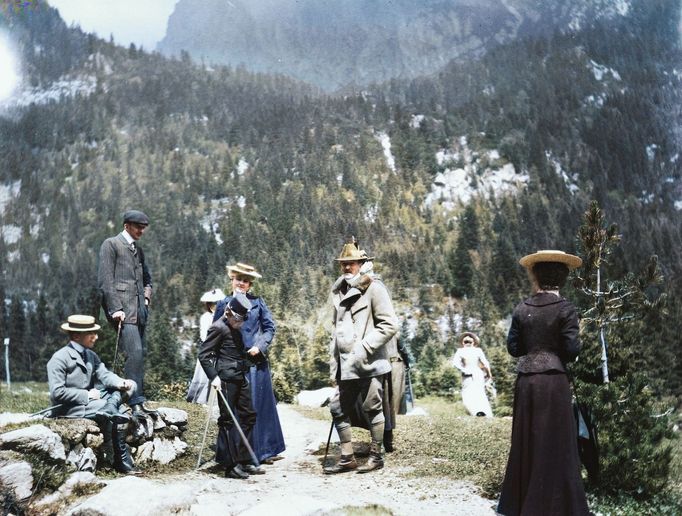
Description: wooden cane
322,420,334,470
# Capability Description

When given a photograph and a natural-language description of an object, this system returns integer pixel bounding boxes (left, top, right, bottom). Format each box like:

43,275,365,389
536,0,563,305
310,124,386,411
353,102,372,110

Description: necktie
130,242,137,256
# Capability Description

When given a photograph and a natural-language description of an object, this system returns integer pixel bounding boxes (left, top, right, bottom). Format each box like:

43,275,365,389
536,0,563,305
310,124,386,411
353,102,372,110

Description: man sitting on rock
46,314,140,474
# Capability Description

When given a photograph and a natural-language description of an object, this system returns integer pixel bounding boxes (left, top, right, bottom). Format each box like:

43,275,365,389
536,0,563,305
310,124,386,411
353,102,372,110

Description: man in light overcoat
97,209,153,415
47,314,139,474
325,240,400,474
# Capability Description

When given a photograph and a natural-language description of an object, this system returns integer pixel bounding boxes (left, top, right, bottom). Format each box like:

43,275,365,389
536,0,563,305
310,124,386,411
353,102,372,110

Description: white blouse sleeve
452,349,467,373
477,348,491,370
199,312,213,342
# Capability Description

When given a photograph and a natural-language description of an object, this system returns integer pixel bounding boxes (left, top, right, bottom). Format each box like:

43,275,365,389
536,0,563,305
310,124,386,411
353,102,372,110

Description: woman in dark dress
497,250,591,516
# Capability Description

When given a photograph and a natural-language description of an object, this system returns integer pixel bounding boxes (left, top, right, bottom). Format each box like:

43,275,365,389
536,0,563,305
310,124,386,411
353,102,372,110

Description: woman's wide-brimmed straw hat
519,250,583,270
61,314,101,333
226,262,262,279
459,332,480,346
200,288,225,303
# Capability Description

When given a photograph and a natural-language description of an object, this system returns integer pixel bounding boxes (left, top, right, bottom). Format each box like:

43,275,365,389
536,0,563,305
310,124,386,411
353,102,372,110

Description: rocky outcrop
0,407,189,509
157,0,632,91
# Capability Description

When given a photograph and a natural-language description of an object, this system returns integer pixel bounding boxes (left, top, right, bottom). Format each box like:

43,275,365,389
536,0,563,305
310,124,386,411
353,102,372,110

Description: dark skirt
497,372,590,516
248,362,286,462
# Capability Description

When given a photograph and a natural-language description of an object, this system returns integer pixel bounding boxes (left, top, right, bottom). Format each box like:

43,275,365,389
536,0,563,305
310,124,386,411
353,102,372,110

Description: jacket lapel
67,346,87,372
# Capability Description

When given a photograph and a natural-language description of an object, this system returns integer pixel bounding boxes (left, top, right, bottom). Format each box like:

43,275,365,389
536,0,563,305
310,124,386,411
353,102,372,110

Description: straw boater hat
459,332,480,346
200,288,225,303
61,315,101,333
519,250,582,270
226,262,262,280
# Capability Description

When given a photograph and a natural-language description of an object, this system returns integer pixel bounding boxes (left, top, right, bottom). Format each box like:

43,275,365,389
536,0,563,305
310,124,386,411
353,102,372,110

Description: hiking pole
214,384,259,466
322,419,334,470
196,388,216,469
112,320,122,372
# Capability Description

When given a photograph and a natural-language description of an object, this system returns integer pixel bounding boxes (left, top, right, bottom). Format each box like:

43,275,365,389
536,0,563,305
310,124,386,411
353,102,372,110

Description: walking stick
30,404,62,418
112,320,122,372
406,368,416,410
214,384,259,466
322,419,334,470
196,388,216,469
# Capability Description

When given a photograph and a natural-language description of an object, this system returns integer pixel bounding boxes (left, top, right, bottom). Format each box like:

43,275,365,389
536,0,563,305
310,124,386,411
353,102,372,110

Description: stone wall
0,407,189,509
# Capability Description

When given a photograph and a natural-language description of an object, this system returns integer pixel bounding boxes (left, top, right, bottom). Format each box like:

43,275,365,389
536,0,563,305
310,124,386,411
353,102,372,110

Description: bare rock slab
0,453,33,500
66,476,197,516
0,424,66,461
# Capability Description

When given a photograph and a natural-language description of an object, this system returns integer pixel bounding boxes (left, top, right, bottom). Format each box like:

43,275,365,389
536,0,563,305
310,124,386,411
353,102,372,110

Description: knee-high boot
97,418,115,467
112,422,141,475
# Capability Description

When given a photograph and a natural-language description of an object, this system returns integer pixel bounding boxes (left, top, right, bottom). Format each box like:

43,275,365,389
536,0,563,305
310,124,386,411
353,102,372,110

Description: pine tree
572,201,672,496
144,308,191,399
8,296,28,381
450,204,479,298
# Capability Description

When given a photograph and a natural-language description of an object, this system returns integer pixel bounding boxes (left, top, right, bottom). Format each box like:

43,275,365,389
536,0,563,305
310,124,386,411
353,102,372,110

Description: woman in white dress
452,332,493,417
186,288,225,403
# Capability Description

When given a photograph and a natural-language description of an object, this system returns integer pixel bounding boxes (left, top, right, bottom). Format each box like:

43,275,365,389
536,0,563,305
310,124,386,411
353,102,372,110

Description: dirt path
65,405,497,515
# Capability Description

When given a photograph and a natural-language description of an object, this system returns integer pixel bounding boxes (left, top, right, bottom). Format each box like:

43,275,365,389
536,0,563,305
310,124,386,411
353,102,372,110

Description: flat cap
123,210,150,226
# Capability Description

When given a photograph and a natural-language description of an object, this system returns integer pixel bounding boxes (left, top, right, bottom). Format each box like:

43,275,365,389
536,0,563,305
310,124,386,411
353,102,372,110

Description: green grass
0,382,51,414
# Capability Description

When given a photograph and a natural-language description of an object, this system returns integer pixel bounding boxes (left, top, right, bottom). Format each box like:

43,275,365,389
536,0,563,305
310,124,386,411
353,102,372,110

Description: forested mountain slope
0,0,680,400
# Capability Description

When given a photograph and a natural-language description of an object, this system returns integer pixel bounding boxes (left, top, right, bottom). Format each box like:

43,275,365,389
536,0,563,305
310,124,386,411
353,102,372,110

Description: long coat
214,293,285,462
497,292,590,515
98,233,152,326
329,274,400,381
47,345,124,418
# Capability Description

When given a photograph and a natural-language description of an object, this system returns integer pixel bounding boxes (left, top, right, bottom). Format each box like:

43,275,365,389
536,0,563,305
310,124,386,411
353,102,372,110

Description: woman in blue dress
214,262,285,464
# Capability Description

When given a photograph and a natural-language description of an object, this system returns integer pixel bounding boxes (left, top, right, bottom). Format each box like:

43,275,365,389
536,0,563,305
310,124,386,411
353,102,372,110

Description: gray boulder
0,424,66,461
157,407,188,426
0,452,33,500
66,444,97,472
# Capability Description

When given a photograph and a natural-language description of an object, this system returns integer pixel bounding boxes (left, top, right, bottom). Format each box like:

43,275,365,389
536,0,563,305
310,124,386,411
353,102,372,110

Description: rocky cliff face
157,0,632,91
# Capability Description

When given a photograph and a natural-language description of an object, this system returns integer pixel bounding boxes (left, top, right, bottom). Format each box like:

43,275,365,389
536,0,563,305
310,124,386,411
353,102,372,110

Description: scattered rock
85,432,103,449
65,476,197,516
0,452,33,500
135,437,188,465
152,417,167,431
66,445,97,472
296,387,336,407
0,424,66,461
157,407,188,426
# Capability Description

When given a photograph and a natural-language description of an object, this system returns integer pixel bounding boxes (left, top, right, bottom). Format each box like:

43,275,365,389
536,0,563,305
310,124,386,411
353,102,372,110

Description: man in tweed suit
98,210,154,415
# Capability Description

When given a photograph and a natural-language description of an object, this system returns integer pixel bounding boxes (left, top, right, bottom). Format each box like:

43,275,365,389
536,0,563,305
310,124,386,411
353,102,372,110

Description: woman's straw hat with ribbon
226,262,262,280
519,250,582,270
459,332,480,346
